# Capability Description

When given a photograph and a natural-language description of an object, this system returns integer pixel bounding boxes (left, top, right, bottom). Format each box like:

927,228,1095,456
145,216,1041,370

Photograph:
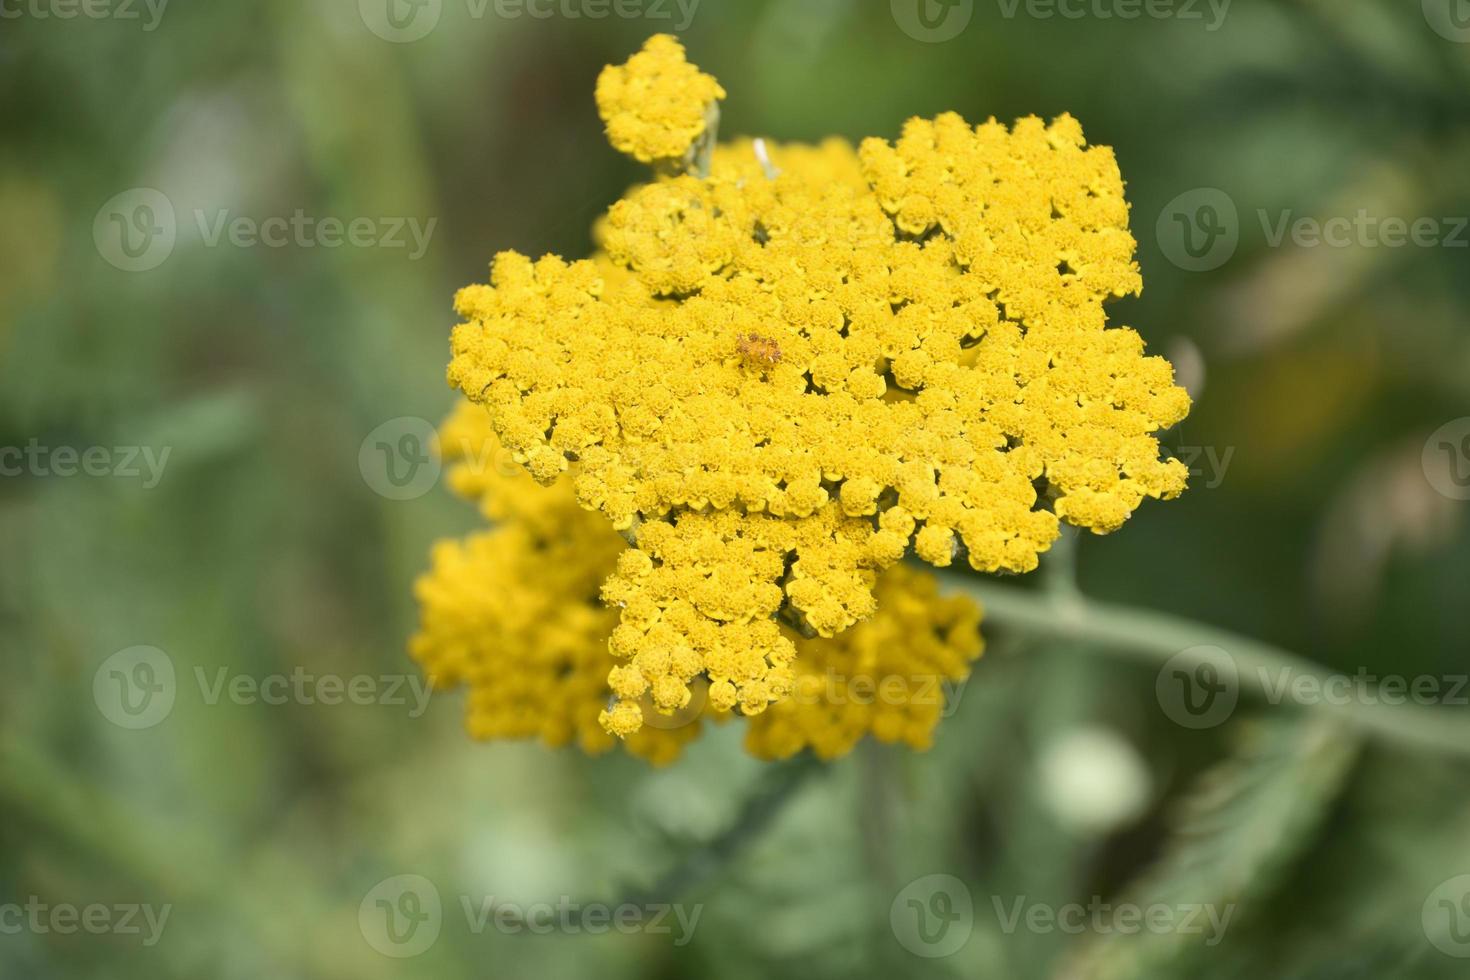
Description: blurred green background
3,0,1470,977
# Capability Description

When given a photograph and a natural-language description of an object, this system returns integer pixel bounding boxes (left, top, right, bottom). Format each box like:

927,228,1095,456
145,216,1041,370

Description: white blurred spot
1036,727,1152,835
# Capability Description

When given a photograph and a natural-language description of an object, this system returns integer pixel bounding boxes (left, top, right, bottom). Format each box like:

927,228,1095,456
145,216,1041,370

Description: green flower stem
624,752,823,906
455,754,823,933
938,570,1470,758
1042,526,1080,598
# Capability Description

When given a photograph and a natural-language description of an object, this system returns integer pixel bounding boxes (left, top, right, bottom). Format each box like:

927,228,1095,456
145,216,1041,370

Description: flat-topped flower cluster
414,35,1189,757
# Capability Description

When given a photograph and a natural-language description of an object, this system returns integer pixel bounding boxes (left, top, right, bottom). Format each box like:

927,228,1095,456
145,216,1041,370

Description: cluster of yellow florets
411,400,983,763
595,33,725,168
746,563,982,761
436,35,1189,742
411,402,697,763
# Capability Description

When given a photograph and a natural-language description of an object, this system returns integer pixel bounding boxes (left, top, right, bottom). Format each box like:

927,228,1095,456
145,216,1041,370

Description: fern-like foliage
1061,715,1361,980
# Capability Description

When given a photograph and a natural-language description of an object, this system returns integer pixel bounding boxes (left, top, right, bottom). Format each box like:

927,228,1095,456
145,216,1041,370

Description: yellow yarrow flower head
412,401,702,764
595,34,725,170
446,38,1190,738
411,401,984,763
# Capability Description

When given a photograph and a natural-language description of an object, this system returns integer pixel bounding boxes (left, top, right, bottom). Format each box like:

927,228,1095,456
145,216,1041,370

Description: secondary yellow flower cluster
594,33,725,168
436,35,1189,743
410,402,693,762
746,563,981,760
411,400,982,763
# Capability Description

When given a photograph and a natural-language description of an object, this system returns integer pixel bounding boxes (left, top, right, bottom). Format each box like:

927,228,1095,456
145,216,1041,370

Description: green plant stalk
938,570,1470,758
624,751,823,906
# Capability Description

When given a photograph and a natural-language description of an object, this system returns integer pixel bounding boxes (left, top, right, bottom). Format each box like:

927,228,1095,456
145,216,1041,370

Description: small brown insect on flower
737,332,782,370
